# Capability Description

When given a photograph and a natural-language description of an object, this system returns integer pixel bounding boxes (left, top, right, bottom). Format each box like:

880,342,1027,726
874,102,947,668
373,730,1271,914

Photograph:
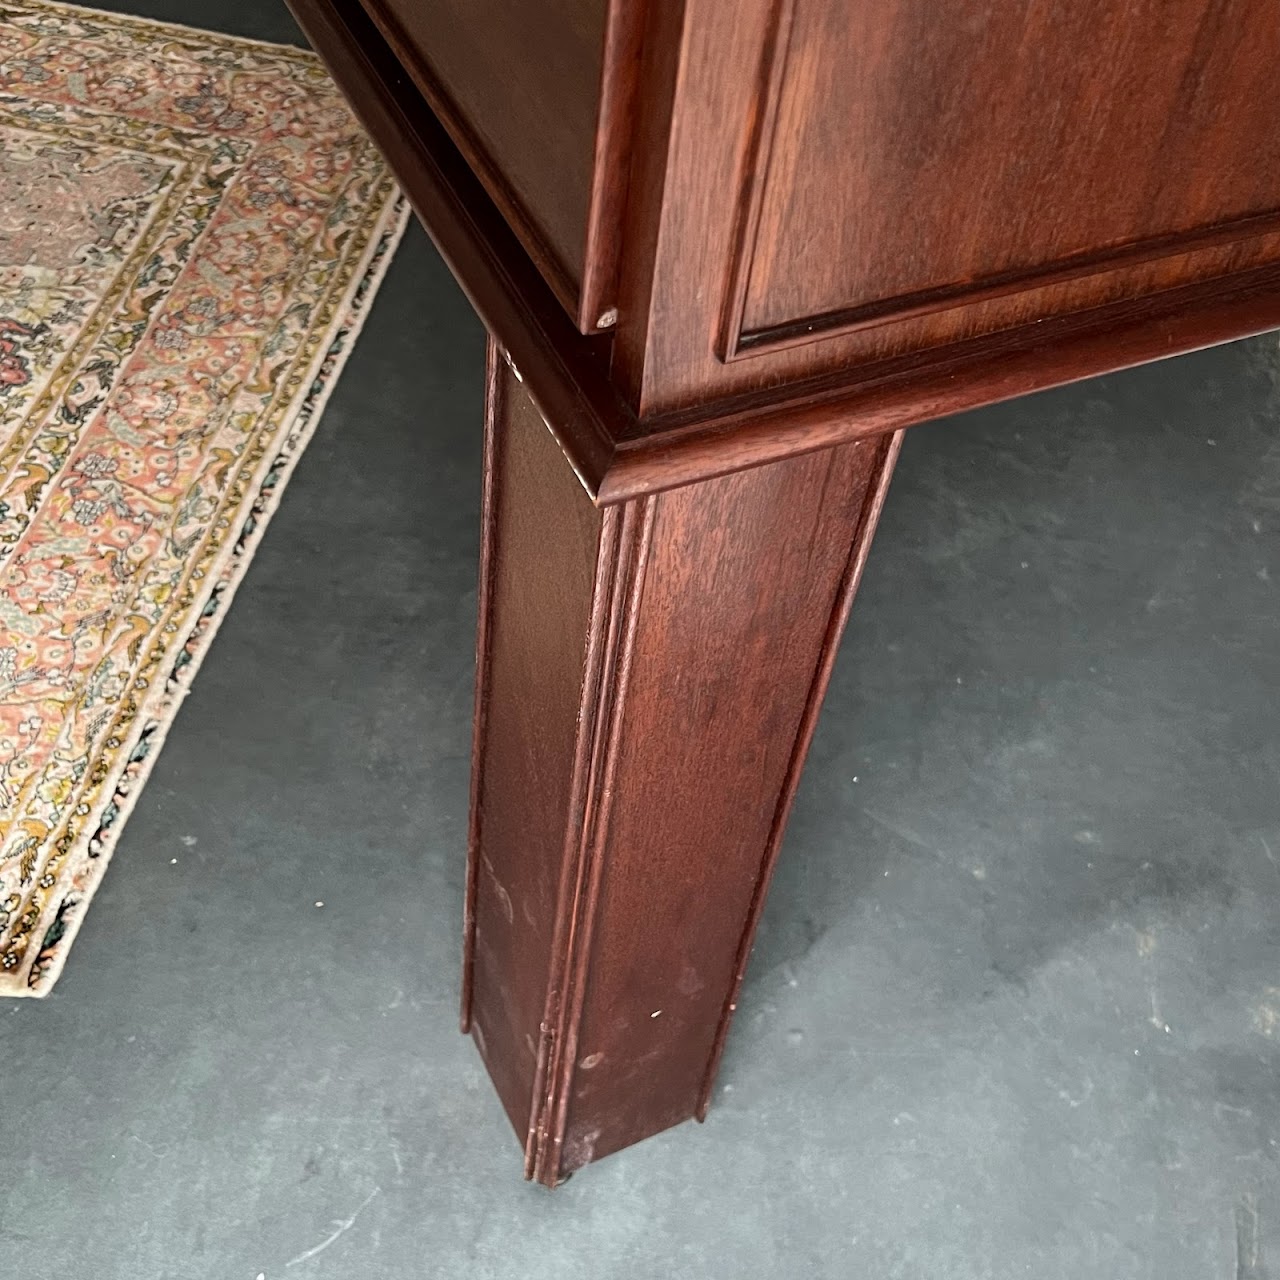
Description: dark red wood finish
463,341,608,1161
358,0,603,311
465,341,901,1184
289,0,1280,506
285,0,1280,1179
615,0,1280,414
732,0,1280,354
355,0,642,332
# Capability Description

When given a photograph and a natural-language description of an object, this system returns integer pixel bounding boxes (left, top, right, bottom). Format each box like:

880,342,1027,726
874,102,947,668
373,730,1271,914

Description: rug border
9,190,412,997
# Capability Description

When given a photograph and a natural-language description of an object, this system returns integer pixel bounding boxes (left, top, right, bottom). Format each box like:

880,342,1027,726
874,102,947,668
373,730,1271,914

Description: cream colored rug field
0,0,408,994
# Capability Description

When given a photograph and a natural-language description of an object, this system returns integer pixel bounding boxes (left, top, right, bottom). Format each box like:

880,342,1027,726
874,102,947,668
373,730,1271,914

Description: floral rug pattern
0,0,408,994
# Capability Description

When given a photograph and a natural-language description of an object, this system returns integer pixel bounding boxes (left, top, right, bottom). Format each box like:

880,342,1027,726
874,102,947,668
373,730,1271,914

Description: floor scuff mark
1234,1192,1265,1280
286,1186,380,1269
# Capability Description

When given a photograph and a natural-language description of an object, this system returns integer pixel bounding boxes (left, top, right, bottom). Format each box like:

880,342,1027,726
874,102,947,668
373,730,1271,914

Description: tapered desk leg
462,338,901,1185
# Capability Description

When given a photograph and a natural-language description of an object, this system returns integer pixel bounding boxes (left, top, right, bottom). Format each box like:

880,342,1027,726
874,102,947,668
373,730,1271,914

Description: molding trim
601,257,1280,501
289,0,1280,507
716,0,796,361
713,0,1280,360
524,496,655,1187
726,208,1280,359
578,0,649,334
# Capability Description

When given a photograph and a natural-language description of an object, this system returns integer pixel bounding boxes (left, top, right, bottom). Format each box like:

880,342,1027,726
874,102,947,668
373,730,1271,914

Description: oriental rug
0,0,408,994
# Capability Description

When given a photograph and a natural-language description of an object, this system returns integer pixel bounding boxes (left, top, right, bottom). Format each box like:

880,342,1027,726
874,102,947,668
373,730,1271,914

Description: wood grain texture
615,0,1280,414
463,342,606,1148
466,349,901,1183
357,0,606,317
731,0,1280,354
292,0,1280,505
284,0,629,492
600,257,1280,501
354,0,644,333
294,0,1280,1180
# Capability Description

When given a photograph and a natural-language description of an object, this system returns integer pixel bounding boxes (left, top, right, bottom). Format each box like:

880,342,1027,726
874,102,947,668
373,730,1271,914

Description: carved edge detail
716,0,797,361
525,495,657,1186
291,0,1280,507
728,210,1280,358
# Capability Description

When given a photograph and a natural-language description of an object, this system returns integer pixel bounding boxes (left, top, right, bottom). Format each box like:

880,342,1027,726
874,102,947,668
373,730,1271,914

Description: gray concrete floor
4,3,1280,1277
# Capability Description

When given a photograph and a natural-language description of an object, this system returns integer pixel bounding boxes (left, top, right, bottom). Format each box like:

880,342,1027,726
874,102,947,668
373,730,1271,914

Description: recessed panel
738,0,1280,347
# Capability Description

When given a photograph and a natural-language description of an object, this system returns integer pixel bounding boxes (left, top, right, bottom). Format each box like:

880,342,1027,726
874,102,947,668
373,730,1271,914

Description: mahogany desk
285,0,1280,1184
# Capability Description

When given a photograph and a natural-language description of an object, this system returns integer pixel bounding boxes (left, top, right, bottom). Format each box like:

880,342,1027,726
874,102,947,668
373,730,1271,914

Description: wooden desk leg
462,338,902,1185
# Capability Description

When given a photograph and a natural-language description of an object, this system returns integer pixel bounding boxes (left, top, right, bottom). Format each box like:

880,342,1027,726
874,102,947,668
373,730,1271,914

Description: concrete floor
4,3,1280,1277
